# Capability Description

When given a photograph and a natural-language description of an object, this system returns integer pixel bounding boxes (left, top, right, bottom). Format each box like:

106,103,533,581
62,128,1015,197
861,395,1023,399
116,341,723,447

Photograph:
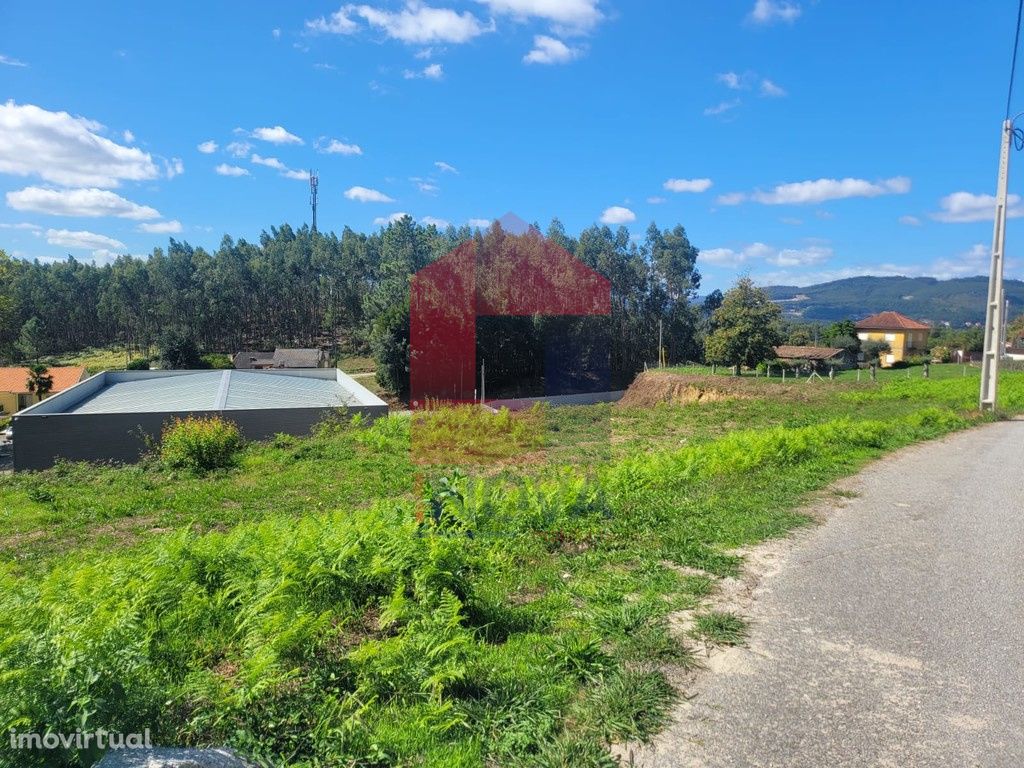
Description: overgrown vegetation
0,374,1021,766
159,416,244,472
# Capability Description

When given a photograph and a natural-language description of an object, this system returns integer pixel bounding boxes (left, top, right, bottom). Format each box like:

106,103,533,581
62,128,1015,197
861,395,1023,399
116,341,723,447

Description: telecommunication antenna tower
310,170,319,233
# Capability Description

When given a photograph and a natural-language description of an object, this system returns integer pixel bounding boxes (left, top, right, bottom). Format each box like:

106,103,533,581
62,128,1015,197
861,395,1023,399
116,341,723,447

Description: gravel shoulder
628,419,1024,768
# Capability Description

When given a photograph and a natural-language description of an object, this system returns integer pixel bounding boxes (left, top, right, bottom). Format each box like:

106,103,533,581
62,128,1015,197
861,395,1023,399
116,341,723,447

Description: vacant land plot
1,372,1022,767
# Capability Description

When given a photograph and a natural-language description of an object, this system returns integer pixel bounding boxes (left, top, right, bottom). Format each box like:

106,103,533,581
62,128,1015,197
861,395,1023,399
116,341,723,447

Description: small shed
772,345,852,371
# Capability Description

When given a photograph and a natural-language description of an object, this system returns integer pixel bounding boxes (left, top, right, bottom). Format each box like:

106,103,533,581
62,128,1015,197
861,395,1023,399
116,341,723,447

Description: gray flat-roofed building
12,368,387,471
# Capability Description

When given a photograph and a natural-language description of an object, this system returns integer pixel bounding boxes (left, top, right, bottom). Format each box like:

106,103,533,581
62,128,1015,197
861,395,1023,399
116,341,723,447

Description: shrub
126,357,150,371
201,353,234,369
160,415,243,471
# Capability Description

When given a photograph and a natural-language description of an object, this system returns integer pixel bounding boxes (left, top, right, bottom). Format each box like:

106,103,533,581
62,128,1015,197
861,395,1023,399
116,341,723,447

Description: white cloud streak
345,185,395,203
7,187,161,219
600,206,636,225
215,164,250,177
749,0,801,25
931,191,1024,223
523,35,581,64
309,3,494,44
664,178,713,193
138,220,183,234
45,228,125,251
250,125,303,145
751,176,911,205
0,101,161,187
319,138,363,156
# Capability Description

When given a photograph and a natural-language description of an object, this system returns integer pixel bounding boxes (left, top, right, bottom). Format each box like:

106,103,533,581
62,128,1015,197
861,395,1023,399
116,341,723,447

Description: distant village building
772,345,853,371
854,311,931,367
0,366,87,414
232,348,327,370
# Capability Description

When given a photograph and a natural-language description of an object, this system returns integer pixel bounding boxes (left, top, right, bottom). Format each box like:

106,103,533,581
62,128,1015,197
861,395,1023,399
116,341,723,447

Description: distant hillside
763,276,1024,325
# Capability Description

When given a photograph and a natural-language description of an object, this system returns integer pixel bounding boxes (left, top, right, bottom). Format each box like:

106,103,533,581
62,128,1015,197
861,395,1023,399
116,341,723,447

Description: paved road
633,420,1024,768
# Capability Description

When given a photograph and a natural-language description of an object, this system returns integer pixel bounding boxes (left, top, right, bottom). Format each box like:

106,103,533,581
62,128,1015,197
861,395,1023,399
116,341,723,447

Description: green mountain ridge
763,275,1024,325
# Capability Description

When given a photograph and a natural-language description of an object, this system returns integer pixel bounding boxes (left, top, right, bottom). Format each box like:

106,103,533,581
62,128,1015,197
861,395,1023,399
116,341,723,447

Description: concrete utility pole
980,120,1013,411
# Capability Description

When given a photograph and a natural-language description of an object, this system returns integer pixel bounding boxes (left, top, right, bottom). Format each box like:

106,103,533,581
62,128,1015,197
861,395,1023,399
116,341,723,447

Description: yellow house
0,366,87,415
854,311,931,366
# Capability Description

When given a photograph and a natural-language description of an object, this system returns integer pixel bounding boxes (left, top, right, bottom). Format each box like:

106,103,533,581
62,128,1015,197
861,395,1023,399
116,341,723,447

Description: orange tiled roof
854,311,931,331
0,366,87,395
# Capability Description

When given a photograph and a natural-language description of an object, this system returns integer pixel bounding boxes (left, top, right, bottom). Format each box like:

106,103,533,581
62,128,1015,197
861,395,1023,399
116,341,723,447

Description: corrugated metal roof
65,370,372,414
224,370,351,409
69,371,224,413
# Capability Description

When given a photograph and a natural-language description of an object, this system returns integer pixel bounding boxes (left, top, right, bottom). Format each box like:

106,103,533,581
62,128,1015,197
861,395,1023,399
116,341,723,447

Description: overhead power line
1007,0,1024,119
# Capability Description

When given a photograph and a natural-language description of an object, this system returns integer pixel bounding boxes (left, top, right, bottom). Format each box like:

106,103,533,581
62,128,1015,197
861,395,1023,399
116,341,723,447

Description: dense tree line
0,217,709,393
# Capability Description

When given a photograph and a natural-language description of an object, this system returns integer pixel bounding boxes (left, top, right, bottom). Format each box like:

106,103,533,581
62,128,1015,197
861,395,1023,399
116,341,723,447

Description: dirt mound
618,371,805,408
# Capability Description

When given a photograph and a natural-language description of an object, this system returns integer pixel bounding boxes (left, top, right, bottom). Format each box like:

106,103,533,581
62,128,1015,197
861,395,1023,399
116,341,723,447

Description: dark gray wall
13,404,388,471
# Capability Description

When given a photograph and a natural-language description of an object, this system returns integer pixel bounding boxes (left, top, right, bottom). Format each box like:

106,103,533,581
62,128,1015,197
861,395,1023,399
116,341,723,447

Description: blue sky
0,0,1021,290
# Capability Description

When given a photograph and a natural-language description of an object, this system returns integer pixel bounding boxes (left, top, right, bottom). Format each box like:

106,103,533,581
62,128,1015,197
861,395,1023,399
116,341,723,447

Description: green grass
0,373,1022,766
41,346,141,374
692,611,749,646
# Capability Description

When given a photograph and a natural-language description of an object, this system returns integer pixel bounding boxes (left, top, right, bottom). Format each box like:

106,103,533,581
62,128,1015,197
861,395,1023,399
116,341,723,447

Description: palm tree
26,365,54,402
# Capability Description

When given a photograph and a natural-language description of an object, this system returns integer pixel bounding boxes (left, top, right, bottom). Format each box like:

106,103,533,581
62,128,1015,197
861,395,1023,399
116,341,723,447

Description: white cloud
315,3,494,44
373,211,410,225
0,55,28,67
215,163,250,177
0,101,161,187
404,62,444,79
664,178,713,193
251,153,287,170
138,219,183,234
416,181,440,194
754,244,1001,286
319,138,363,155
165,157,184,179
307,9,358,34
272,28,282,38
717,72,742,90
197,140,218,154
7,187,161,219
899,215,922,226
250,125,303,145
0,222,41,230
931,191,1024,223
647,196,666,204
600,206,636,225
226,141,251,158
281,168,309,180
701,242,774,267
701,241,830,269
476,0,601,28
345,185,395,203
749,0,801,25
760,78,786,97
123,129,135,143
716,192,747,205
45,228,125,251
435,161,458,174
704,99,741,117
421,216,450,228
523,35,581,64
468,218,492,228
751,176,911,205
